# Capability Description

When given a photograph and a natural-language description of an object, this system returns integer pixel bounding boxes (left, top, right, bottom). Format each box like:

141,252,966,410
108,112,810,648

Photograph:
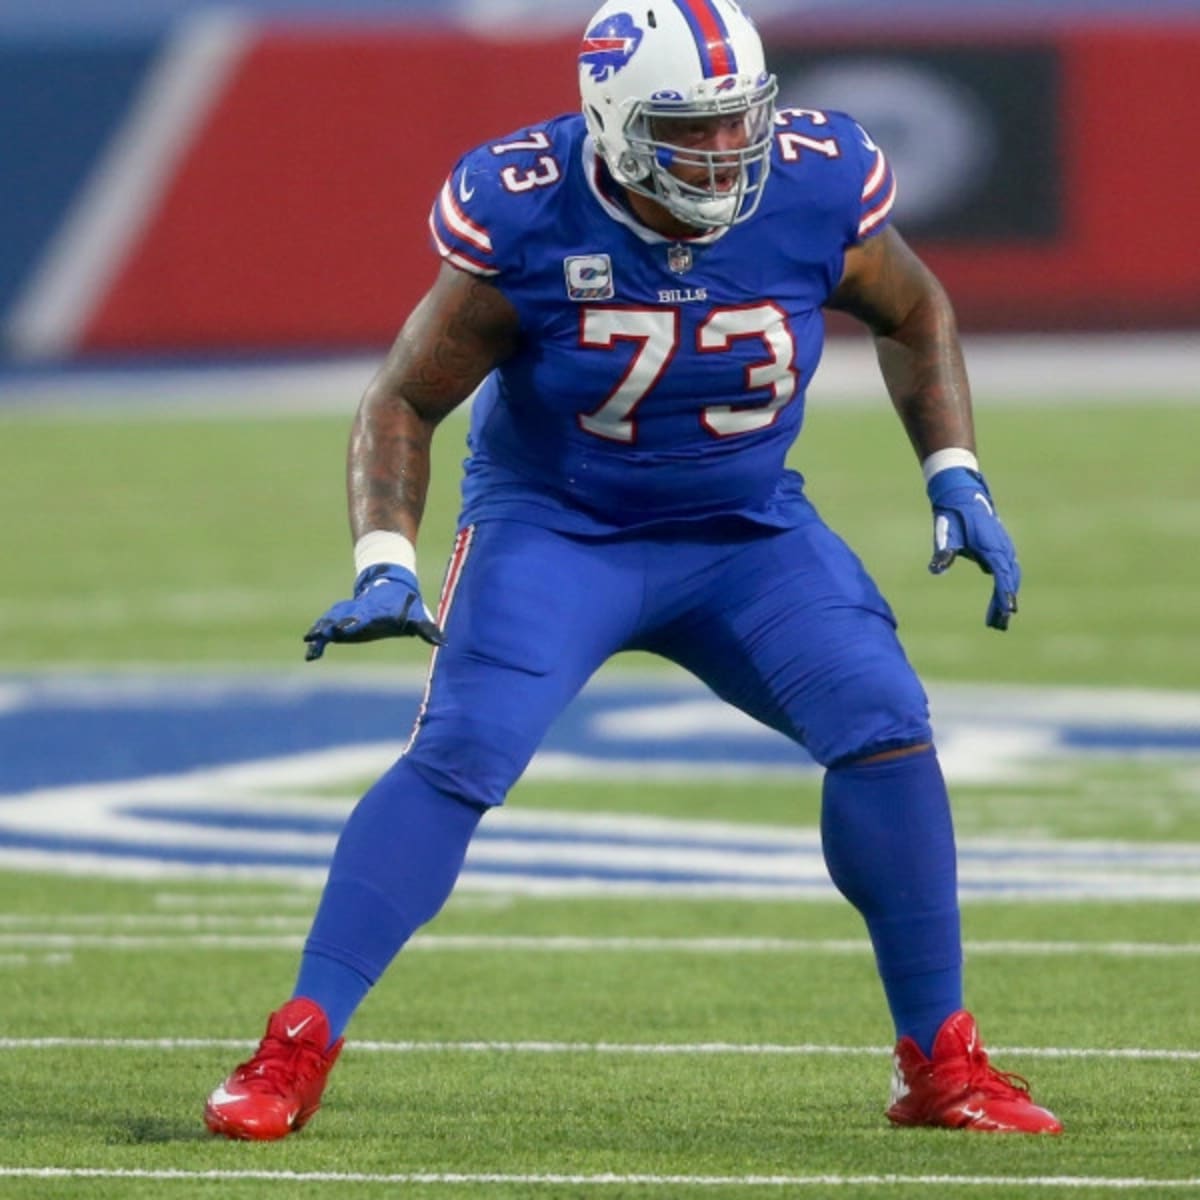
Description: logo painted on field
2,673,1199,897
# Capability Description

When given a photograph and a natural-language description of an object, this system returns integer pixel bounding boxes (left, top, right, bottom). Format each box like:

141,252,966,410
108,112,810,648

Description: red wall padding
81,22,1200,352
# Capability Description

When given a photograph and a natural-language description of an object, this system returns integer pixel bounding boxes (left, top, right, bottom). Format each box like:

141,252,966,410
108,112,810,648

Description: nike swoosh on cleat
285,1015,314,1038
208,1084,243,1108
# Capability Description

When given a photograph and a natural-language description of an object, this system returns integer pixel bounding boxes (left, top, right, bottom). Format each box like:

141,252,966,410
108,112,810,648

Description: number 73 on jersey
576,302,798,443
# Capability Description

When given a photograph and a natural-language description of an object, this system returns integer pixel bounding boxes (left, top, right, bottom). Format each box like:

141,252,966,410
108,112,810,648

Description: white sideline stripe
2,1036,1198,1062
2,12,252,360
5,927,1200,958
0,953,71,968
3,335,1198,410
4,1168,1200,1189
147,891,512,912
152,891,318,908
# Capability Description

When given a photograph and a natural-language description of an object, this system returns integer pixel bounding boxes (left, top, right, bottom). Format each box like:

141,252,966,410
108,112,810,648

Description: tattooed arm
828,226,1022,631
825,226,974,461
348,263,520,545
300,265,519,659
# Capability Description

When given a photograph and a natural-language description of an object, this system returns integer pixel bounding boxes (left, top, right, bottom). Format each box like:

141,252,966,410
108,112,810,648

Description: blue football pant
407,515,932,806
303,515,961,1048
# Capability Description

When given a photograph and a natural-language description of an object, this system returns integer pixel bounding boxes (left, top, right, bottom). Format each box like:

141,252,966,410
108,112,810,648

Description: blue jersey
428,108,896,534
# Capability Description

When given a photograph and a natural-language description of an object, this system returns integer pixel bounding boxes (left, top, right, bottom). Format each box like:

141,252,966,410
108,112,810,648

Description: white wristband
353,531,417,576
921,447,979,485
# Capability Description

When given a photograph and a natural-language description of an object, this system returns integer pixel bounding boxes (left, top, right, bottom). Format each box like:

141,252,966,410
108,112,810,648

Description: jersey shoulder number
428,117,577,278
772,108,898,242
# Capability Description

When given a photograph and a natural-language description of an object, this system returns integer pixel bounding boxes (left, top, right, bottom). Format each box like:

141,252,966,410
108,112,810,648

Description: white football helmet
579,0,778,230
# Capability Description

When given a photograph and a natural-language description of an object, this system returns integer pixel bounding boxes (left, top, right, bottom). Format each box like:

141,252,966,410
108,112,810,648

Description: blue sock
820,746,962,1057
295,756,485,1044
293,951,372,1045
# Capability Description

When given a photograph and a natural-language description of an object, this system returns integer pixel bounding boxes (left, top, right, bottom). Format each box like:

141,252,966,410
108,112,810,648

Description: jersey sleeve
770,109,898,256
846,117,898,242
427,146,504,279
427,120,575,286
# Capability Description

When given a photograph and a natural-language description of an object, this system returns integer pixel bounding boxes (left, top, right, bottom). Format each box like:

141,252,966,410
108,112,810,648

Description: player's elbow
876,274,959,350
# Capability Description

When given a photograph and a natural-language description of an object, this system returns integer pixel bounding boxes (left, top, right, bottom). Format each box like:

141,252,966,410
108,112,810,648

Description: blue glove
303,563,445,661
926,466,1021,631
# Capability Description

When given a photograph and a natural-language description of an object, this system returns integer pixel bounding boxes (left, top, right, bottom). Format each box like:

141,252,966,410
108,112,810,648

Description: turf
3,876,1200,1198
6,401,1200,686
3,395,1200,1197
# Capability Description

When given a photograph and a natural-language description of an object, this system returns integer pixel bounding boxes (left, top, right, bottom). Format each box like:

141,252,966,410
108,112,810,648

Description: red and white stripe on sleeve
428,169,500,277
857,144,897,240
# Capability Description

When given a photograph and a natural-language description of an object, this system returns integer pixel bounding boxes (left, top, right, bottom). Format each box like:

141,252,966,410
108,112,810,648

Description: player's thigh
663,521,931,767
406,520,633,806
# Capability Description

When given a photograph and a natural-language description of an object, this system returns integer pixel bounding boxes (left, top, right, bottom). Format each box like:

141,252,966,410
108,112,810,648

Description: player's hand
303,564,445,661
926,466,1021,631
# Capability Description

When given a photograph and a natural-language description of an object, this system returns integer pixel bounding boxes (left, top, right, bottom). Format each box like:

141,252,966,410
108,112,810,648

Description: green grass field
3,391,1200,1197
9,397,1200,684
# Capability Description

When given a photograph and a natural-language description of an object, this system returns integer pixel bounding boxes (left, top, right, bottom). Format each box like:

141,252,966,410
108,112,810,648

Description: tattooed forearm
876,289,975,460
344,266,519,545
347,418,432,543
829,228,975,461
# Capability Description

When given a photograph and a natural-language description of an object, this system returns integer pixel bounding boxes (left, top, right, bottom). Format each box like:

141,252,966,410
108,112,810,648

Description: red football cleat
886,1010,1062,1134
204,998,343,1140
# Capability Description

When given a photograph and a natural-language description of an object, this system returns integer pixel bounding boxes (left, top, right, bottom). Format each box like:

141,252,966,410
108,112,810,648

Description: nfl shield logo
667,244,692,274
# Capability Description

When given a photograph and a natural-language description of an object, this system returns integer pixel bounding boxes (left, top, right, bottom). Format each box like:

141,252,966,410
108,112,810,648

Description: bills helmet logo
580,13,643,82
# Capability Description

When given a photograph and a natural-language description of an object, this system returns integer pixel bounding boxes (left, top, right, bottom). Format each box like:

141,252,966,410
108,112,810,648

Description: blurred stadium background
2,0,1198,376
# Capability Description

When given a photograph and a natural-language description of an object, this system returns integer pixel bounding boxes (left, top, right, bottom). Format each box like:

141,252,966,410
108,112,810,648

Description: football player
205,0,1060,1140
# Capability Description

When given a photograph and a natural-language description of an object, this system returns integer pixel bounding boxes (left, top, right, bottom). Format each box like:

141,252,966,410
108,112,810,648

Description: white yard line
3,927,1200,958
0,953,70,969
151,892,319,909
3,1167,1200,1189
1,1036,1197,1062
